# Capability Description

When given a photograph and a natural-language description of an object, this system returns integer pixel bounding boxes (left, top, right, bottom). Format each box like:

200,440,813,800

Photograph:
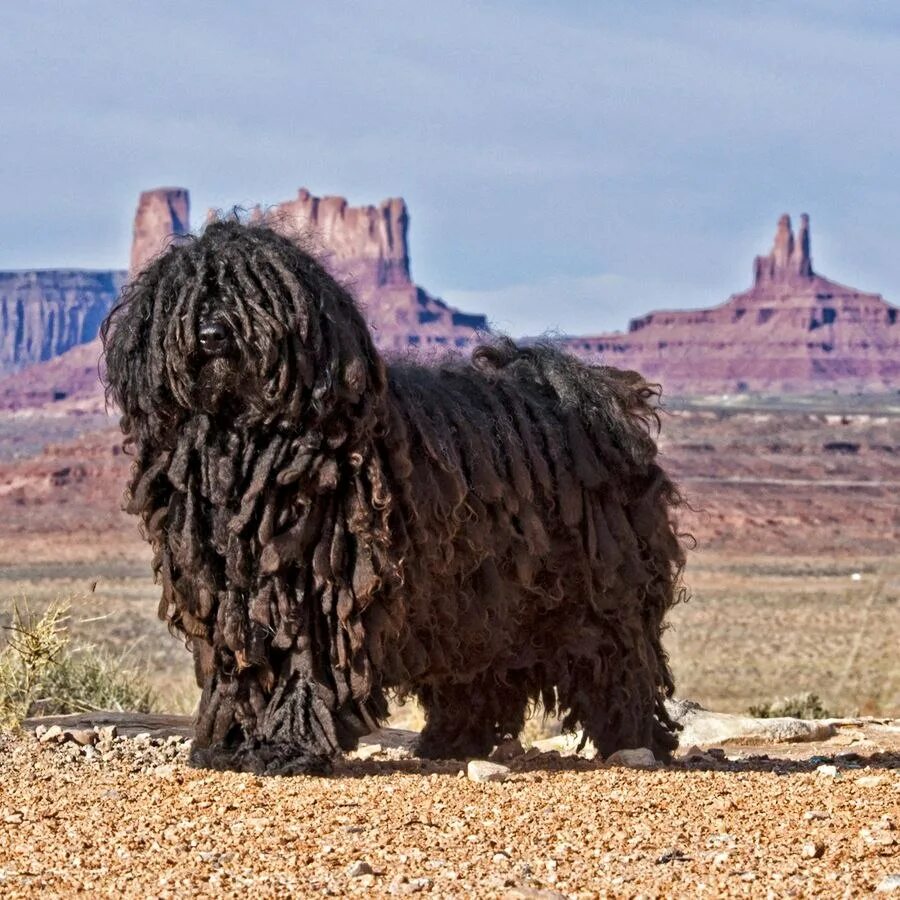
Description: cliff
0,270,125,375
561,214,899,393
130,188,190,277
244,188,487,352
1,186,488,408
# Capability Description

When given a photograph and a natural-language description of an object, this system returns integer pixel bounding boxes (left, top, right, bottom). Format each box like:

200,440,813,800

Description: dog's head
102,220,385,444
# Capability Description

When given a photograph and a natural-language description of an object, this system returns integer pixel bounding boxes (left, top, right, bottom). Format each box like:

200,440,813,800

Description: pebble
467,760,510,783
815,764,839,778
354,743,383,760
876,874,900,893
605,747,657,768
347,860,374,877
38,725,64,744
800,841,824,859
856,775,884,788
67,729,98,746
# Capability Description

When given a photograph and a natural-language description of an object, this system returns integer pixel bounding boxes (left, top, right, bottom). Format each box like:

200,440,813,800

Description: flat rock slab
665,699,837,746
22,712,418,754
25,703,894,759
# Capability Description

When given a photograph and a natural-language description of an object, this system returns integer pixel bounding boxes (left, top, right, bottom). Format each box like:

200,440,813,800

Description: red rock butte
130,186,487,354
561,214,899,393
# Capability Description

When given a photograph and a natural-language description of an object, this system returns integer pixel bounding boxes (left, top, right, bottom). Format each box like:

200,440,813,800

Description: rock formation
227,187,487,353
562,214,899,393
0,185,488,403
0,270,125,375
129,187,190,277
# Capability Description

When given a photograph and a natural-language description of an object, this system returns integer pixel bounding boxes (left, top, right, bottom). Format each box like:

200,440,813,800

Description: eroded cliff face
232,187,488,353
130,188,190,277
0,270,125,374
563,215,899,393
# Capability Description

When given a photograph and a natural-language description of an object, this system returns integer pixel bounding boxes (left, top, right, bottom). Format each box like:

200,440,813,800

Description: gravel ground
1,727,898,898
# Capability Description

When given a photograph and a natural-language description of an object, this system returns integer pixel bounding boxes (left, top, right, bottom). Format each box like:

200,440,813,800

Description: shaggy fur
101,221,686,774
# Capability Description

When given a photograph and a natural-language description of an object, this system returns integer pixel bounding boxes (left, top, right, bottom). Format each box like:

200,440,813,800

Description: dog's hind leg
415,674,530,760
555,622,679,763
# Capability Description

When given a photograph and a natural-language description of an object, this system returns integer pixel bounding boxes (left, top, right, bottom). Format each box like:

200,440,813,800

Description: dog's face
102,221,381,442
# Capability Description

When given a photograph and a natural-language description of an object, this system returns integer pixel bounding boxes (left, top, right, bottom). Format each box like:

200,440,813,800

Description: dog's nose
199,322,229,356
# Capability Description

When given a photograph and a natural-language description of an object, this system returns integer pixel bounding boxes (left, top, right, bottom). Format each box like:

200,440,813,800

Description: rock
816,764,839,778
346,860,374,877
130,188,190,278
856,775,885,788
800,841,824,859
561,213,900,394
38,725,64,744
503,887,565,900
353,743,383,761
467,760,510,783
530,733,596,758
876,874,900,892
0,270,125,377
605,747,657,768
96,725,118,743
667,699,836,747
66,729,98,746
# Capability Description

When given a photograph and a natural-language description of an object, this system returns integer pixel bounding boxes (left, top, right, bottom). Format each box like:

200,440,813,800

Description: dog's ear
101,271,164,434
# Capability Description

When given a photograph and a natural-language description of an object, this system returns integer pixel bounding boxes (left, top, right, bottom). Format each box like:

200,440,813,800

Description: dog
102,220,686,774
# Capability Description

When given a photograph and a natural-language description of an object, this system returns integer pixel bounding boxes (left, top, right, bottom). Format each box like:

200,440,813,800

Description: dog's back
367,340,685,757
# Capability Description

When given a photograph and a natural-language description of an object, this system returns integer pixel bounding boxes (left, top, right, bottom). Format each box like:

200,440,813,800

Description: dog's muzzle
199,321,230,357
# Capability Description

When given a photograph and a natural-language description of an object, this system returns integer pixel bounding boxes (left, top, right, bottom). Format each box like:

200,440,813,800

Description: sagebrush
0,599,156,728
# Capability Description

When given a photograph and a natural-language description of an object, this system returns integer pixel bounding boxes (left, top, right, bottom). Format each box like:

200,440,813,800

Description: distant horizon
2,4,899,336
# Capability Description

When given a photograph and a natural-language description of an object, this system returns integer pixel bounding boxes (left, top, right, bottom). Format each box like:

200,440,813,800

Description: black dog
102,220,686,774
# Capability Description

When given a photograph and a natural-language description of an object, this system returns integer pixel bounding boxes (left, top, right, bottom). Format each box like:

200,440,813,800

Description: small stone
815,764,839,778
605,747,657,768
876,874,900,892
656,848,689,863
134,732,151,743
354,743,383,761
96,725,118,743
347,860,373,877
856,775,885,788
803,810,828,821
467,760,510,783
33,725,47,739
38,725,64,744
2,811,24,824
713,851,730,867
800,841,824,859
66,729,97,746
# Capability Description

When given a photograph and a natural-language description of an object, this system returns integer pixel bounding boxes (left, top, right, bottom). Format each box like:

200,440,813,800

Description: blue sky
2,2,899,336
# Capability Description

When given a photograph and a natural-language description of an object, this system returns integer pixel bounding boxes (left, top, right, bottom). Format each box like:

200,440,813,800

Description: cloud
0,2,898,333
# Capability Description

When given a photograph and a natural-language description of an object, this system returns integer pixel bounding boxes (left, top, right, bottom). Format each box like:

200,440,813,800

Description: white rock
38,725,64,744
605,747,657,768
466,760,510,783
816,764,839,778
876,874,900,892
667,699,835,746
347,860,373,877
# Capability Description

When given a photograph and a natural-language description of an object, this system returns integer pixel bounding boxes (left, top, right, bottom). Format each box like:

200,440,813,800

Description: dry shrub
0,599,156,729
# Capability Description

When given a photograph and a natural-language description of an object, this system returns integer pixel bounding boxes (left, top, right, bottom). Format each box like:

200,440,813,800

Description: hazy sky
2,2,899,336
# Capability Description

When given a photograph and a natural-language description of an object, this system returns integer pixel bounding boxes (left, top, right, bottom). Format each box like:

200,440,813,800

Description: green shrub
0,600,156,729
748,692,831,720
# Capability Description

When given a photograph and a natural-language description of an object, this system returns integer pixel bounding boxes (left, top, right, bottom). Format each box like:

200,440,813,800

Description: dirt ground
1,722,899,898
1,396,898,896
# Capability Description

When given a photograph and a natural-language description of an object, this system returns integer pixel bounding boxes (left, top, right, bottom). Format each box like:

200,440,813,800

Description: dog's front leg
189,643,341,775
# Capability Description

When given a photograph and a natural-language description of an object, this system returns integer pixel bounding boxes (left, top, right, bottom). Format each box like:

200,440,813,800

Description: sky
2,1,899,337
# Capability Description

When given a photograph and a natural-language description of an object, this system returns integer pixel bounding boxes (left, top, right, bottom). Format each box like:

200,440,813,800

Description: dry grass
0,596,156,729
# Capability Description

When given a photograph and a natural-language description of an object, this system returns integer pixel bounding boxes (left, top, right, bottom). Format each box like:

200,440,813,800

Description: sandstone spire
129,188,191,278
753,213,814,285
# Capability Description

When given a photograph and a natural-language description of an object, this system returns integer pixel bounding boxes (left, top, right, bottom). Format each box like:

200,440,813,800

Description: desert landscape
0,182,897,897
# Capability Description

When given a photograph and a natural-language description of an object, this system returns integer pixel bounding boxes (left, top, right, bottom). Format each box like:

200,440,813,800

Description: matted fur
102,220,686,774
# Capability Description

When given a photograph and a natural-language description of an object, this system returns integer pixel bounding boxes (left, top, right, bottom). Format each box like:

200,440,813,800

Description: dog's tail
471,337,664,471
